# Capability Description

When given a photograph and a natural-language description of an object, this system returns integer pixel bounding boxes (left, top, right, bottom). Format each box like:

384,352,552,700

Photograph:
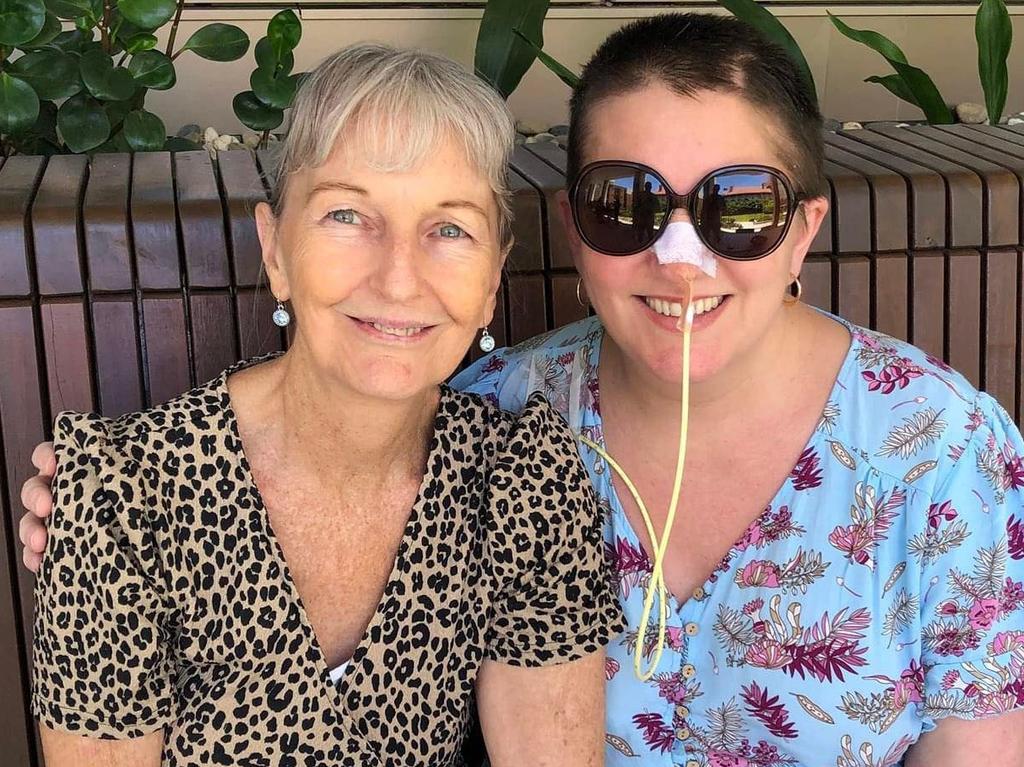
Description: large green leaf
865,74,919,107
117,0,176,30
512,29,578,88
0,0,46,45
122,32,157,53
254,35,293,76
9,49,81,99
27,98,58,142
47,27,92,51
80,48,135,100
829,12,953,124
717,0,817,104
128,49,175,89
267,9,300,61
474,0,549,99
20,10,61,47
233,89,282,131
180,22,248,61
0,71,40,133
92,127,130,152
57,91,109,150
123,107,164,150
250,67,296,110
44,0,89,19
977,0,1012,125
827,12,909,64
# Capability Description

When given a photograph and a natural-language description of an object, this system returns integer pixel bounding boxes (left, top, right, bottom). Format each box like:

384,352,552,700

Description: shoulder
828,321,1011,496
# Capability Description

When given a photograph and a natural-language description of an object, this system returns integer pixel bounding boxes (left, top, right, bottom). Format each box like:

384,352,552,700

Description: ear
788,196,829,277
255,201,290,301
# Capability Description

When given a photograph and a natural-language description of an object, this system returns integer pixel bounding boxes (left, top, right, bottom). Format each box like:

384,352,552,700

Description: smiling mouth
369,323,426,338
350,316,435,340
643,295,726,318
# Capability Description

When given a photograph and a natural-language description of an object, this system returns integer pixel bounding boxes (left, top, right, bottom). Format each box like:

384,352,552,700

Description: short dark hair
567,12,826,199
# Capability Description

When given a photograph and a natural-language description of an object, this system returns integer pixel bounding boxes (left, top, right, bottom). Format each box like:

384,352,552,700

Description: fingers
19,513,47,573
20,475,53,519
31,441,56,477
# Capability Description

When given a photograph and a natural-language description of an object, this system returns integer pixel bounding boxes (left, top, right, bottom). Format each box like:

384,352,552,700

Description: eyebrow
438,199,489,218
306,181,369,201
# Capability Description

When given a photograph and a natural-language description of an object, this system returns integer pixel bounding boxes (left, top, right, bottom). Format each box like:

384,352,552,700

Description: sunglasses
569,161,803,260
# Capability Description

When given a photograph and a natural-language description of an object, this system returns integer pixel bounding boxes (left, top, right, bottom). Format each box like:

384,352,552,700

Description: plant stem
100,0,112,52
165,0,185,57
260,129,269,149
117,50,129,66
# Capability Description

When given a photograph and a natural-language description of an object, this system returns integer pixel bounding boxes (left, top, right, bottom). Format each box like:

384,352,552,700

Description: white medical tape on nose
652,221,717,278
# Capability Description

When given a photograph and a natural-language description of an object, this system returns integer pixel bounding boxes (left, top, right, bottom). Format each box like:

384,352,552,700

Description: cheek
578,249,636,303
430,258,498,324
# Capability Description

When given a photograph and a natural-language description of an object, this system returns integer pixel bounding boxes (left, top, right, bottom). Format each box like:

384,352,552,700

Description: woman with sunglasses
15,44,619,767
18,13,1024,767
455,13,1024,767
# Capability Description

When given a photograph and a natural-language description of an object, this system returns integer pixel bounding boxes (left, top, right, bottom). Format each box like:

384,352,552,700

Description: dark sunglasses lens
695,169,792,259
574,167,670,254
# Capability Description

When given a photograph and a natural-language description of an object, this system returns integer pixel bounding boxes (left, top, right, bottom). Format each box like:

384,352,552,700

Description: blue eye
438,223,466,239
329,209,360,225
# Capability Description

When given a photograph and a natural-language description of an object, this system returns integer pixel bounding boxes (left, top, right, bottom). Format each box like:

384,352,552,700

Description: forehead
584,84,786,189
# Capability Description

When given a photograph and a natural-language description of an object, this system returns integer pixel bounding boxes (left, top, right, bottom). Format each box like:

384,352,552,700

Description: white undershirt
328,661,350,686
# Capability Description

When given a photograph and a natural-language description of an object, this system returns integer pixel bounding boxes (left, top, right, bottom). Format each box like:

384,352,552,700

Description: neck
264,344,439,480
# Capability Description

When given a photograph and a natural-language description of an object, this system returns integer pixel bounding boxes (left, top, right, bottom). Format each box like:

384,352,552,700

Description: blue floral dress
452,313,1024,767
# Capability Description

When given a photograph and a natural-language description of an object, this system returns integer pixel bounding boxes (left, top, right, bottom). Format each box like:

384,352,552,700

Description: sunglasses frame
569,160,804,260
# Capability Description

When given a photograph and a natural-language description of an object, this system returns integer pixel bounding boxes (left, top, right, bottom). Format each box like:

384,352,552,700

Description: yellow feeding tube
579,276,696,681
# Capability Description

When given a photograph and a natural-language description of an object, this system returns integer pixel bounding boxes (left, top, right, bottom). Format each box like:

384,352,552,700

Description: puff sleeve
484,392,624,666
32,412,177,738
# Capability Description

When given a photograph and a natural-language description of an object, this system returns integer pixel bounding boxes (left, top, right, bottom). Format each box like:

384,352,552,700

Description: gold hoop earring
575,277,588,308
784,275,802,305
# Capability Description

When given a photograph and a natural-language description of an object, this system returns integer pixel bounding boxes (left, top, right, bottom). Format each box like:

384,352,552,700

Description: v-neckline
216,356,451,708
588,311,860,611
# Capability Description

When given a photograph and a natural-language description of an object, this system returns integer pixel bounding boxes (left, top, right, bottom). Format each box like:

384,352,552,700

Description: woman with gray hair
27,43,620,767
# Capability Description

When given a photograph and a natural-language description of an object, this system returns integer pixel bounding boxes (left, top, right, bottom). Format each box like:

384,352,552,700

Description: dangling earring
784,275,802,305
575,277,588,308
272,300,291,327
478,327,495,353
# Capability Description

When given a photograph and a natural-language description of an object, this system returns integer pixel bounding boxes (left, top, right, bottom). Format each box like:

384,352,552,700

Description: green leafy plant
0,0,250,155
474,0,551,98
977,0,1012,126
233,8,303,148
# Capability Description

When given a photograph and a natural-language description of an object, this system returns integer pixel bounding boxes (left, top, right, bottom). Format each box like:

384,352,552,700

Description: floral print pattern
453,313,1024,766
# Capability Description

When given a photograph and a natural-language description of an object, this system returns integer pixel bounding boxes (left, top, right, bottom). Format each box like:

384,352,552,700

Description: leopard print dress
32,357,623,766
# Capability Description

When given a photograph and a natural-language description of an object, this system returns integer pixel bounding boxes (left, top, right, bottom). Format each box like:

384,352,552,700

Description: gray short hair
273,43,516,251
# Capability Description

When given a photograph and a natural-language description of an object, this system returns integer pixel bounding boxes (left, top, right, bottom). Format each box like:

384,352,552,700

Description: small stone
514,133,526,146
212,134,235,152
841,121,863,130
176,123,201,139
823,118,842,132
1009,117,1024,126
203,126,219,145
896,123,911,128
265,133,279,143
548,124,569,136
555,135,568,149
515,120,545,137
525,132,557,144
955,102,987,124
242,132,262,149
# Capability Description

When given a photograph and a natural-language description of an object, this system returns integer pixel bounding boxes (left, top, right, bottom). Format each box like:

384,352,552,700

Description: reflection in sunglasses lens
696,170,790,259
575,168,669,255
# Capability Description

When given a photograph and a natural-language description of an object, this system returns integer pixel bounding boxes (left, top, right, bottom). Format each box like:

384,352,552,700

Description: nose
371,234,422,302
652,221,717,278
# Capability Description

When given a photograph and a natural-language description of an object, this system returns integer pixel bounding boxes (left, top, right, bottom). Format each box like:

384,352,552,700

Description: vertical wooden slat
190,292,239,384
0,156,47,298
217,151,267,287
91,298,143,417
511,146,571,270
824,133,946,250
142,296,191,406
0,303,38,767
801,257,833,313
910,251,946,362
236,288,284,360
32,154,88,295
174,152,230,288
132,153,181,290
551,273,588,330
824,143,908,253
873,253,909,341
824,161,871,254
83,154,132,292
947,250,982,388
40,299,94,415
507,275,548,344
509,169,544,273
835,255,871,328
984,250,1019,417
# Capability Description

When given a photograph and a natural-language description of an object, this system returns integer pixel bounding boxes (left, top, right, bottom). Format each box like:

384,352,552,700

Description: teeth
645,296,723,317
371,322,424,337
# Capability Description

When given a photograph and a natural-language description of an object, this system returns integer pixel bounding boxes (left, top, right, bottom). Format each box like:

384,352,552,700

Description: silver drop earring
478,328,495,353
272,301,291,328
